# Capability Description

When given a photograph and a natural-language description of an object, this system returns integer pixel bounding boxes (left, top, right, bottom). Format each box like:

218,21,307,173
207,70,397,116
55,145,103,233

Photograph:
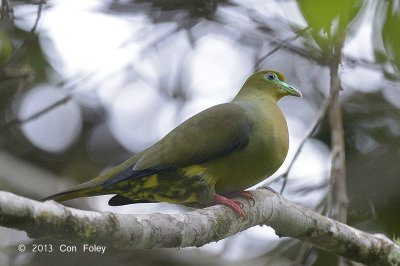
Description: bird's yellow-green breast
42,70,301,215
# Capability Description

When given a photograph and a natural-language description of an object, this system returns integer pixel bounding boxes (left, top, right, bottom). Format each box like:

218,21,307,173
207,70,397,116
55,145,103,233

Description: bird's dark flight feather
108,195,152,206
102,164,172,188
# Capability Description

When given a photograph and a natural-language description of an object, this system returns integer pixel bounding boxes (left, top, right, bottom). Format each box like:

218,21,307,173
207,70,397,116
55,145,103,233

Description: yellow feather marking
182,165,205,177
142,174,159,188
182,164,216,193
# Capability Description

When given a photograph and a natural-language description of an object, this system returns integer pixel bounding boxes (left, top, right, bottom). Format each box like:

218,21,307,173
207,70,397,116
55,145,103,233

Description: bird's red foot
211,194,245,217
227,190,255,206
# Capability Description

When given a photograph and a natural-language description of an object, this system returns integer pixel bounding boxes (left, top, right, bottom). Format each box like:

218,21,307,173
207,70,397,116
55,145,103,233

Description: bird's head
237,70,302,101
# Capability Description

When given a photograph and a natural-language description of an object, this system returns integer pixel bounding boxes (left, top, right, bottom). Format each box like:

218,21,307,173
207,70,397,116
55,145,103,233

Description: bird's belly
211,128,288,194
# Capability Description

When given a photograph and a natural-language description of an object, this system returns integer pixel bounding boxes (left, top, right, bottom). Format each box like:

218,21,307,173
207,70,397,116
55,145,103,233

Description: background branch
278,96,332,194
0,67,34,81
0,189,399,265
326,20,349,266
329,32,348,225
0,95,71,132
254,26,310,70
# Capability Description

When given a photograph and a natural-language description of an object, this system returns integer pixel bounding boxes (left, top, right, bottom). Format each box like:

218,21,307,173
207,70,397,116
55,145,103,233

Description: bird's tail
41,177,108,202
42,151,145,203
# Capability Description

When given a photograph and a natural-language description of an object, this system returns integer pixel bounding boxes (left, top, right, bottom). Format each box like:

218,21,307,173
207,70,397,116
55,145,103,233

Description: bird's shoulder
136,102,252,169
102,102,253,187
173,102,250,131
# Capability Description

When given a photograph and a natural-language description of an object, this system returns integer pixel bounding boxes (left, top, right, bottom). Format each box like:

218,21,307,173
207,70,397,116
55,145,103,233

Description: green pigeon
43,70,302,216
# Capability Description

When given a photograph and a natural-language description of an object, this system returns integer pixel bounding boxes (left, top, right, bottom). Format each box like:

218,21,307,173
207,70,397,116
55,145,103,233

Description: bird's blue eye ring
266,73,275,80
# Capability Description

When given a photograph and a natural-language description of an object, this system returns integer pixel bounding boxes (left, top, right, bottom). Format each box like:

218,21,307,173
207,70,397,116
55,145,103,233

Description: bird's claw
211,194,245,217
230,199,244,207
227,190,255,206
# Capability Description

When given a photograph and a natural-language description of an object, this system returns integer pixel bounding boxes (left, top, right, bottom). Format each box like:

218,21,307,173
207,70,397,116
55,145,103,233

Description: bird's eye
266,73,275,80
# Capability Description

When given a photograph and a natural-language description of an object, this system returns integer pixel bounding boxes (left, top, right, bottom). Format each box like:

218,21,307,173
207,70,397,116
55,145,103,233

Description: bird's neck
232,88,279,105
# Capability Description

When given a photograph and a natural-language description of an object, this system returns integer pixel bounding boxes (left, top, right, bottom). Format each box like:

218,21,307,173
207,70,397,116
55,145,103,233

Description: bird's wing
102,103,251,187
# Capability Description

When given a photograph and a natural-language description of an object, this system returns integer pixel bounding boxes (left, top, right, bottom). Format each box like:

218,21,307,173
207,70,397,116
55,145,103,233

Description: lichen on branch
0,189,399,265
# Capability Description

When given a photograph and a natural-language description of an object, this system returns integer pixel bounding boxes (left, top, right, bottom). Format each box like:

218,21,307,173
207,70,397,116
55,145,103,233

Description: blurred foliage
0,0,43,107
297,0,362,55
0,29,12,65
0,0,13,65
374,0,400,79
0,0,400,265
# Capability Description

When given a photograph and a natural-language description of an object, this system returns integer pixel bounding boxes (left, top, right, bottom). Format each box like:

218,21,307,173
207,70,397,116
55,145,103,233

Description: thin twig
278,96,331,194
0,95,71,132
269,38,328,65
255,26,310,70
294,242,313,265
30,1,45,33
255,34,301,69
0,67,35,80
264,239,300,264
268,38,387,75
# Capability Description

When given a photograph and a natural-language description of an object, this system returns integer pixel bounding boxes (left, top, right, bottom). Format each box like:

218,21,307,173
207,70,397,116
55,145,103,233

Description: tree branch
327,21,349,266
0,67,35,81
0,189,399,265
0,95,71,132
328,26,349,225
